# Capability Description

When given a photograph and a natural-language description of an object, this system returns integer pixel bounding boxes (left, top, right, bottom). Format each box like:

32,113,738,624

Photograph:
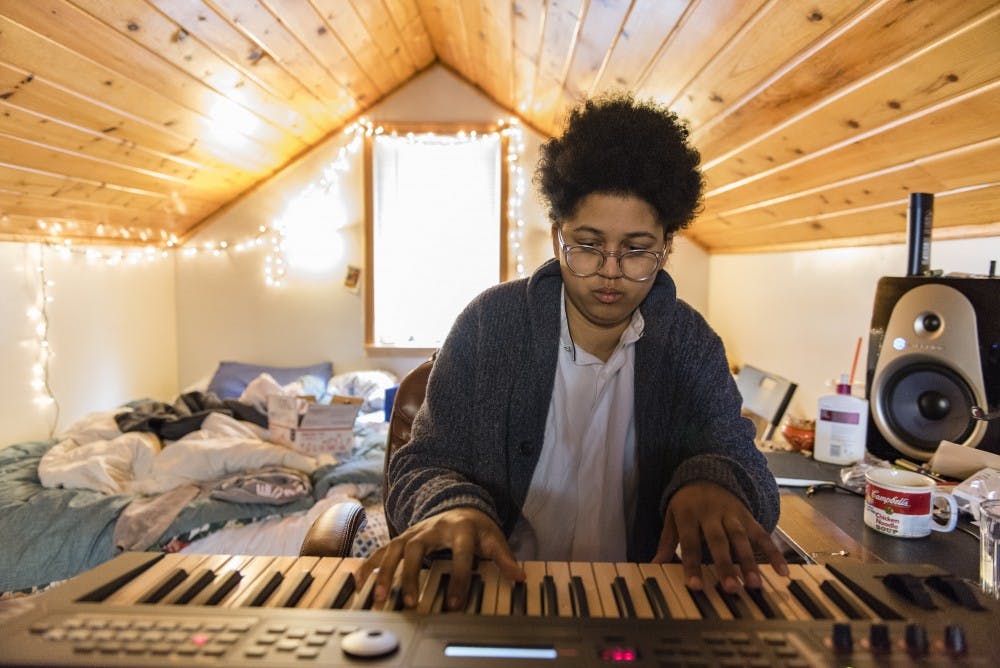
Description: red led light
600,646,637,662
191,633,208,646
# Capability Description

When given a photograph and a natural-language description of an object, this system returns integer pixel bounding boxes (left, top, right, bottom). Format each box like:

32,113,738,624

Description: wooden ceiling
0,0,997,253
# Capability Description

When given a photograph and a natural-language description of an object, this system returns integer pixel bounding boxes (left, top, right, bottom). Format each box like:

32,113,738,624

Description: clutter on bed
206,360,334,400
0,366,396,597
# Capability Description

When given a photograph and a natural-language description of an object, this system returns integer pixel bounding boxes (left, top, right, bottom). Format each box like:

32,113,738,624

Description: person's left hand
652,481,788,593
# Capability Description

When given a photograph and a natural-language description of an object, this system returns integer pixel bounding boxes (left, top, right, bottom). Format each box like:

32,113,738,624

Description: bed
0,362,395,597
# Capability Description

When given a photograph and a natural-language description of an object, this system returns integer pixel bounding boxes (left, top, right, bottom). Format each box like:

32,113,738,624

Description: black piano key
685,586,719,620
174,569,216,605
713,582,747,618
386,584,405,611
541,576,558,617
824,564,903,620
820,580,866,620
510,581,527,616
247,571,284,607
433,573,451,613
77,554,166,603
281,572,315,608
883,573,936,610
329,574,356,609
611,576,636,619
787,579,832,619
642,577,671,620
925,575,985,611
744,587,779,619
569,576,590,618
465,575,484,615
138,568,189,604
205,570,242,606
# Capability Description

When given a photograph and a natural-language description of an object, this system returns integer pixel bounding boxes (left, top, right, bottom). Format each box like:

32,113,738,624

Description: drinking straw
848,336,863,387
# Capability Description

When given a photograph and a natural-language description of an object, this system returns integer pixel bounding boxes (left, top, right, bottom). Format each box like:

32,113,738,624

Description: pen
893,458,950,484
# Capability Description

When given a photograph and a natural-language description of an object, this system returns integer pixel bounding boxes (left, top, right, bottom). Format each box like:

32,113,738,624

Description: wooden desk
766,452,981,582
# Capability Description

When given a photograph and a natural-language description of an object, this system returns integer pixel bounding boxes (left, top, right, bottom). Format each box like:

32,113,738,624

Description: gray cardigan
386,259,779,561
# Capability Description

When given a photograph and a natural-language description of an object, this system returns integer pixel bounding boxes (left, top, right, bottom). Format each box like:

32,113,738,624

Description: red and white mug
864,468,958,538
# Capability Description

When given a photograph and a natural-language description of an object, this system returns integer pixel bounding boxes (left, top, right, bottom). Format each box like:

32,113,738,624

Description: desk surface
766,452,981,582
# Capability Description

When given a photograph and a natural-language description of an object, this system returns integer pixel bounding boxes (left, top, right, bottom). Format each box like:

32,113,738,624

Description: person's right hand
357,507,524,611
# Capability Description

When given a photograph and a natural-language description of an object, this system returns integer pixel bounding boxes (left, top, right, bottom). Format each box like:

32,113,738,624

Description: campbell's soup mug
864,468,958,538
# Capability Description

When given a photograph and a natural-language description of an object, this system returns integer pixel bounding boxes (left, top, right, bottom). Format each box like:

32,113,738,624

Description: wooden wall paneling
0,163,178,211
205,0,364,116
0,101,241,193
528,0,584,132
671,0,868,133
67,0,326,143
455,0,490,97
0,133,235,205
0,191,199,232
509,0,547,122
703,8,1000,190
430,0,478,88
474,0,516,110
692,138,1000,237
0,63,240,179
589,0,686,98
700,184,1000,251
302,0,399,98
703,82,1000,214
349,0,419,80
0,16,276,172
145,0,331,109
692,0,1000,164
2,0,304,155
542,0,635,133
636,0,767,106
261,1,380,115
381,0,435,69
413,1,459,70
559,0,631,101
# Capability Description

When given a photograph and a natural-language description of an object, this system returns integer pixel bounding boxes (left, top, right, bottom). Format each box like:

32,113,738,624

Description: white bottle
813,374,868,465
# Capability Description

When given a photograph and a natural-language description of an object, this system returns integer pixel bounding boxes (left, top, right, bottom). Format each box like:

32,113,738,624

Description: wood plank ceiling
0,0,997,253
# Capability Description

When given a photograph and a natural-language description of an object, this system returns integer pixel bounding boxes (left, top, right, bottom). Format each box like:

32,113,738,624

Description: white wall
707,237,1000,420
175,64,713,386
0,242,178,444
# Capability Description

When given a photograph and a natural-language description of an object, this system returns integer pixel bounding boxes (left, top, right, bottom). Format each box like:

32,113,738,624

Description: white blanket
39,413,317,495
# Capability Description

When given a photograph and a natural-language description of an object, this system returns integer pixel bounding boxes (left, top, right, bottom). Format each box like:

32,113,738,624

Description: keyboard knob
904,623,928,657
869,623,891,654
832,623,853,654
944,625,967,656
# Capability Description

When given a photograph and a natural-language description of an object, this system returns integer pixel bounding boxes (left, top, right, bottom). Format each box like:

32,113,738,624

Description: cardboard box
267,394,363,457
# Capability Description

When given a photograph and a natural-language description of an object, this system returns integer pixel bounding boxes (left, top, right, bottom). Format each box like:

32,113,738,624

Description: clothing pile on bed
0,365,398,596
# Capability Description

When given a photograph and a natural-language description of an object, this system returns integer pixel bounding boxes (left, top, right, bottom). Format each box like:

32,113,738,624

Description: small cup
864,468,958,538
980,499,1000,599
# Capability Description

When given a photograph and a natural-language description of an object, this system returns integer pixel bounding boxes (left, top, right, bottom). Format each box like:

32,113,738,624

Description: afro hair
534,92,703,237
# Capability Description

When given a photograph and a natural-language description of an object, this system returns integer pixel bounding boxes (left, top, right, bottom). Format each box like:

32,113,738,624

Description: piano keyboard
2,551,997,667
67,552,893,621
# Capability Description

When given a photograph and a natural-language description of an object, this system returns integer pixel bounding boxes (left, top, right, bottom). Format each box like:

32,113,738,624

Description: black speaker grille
880,362,975,451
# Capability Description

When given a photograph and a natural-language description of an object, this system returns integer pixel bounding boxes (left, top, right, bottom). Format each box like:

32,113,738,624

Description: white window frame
364,123,509,352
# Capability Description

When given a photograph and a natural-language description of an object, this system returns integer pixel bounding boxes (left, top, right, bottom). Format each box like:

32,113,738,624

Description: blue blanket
0,430,386,593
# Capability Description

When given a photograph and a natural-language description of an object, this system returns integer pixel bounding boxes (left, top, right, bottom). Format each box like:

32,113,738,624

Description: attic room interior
2,0,1000,646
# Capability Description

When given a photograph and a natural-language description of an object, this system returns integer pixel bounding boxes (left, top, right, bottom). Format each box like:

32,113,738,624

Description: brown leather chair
383,355,435,537
300,355,435,555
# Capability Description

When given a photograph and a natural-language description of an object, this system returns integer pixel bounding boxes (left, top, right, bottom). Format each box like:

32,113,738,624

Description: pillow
207,361,333,399
327,370,398,413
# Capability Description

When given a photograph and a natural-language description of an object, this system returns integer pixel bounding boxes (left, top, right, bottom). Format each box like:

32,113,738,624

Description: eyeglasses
557,229,665,282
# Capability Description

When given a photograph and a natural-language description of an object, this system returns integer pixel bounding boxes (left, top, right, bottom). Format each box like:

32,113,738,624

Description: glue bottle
813,374,868,465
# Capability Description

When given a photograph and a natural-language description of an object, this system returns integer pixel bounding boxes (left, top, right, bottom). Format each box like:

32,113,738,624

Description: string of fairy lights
18,117,528,425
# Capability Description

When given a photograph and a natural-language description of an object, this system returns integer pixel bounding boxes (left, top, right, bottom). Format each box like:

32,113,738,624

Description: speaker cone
879,362,975,452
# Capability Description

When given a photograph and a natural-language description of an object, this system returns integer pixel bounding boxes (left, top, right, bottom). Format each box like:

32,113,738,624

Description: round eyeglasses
557,229,665,282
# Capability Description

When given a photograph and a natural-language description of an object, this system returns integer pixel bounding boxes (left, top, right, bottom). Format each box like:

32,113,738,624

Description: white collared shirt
509,289,643,561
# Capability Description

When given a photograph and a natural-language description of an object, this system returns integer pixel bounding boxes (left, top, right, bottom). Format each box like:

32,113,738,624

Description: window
365,124,509,350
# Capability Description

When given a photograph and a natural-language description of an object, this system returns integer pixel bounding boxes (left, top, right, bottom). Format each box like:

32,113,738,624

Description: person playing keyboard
361,92,788,610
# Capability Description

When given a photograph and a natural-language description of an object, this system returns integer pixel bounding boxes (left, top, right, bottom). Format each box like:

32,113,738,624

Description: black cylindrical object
906,192,934,276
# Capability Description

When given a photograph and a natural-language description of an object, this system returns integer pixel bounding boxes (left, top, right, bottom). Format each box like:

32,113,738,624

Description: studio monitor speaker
866,276,1000,461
